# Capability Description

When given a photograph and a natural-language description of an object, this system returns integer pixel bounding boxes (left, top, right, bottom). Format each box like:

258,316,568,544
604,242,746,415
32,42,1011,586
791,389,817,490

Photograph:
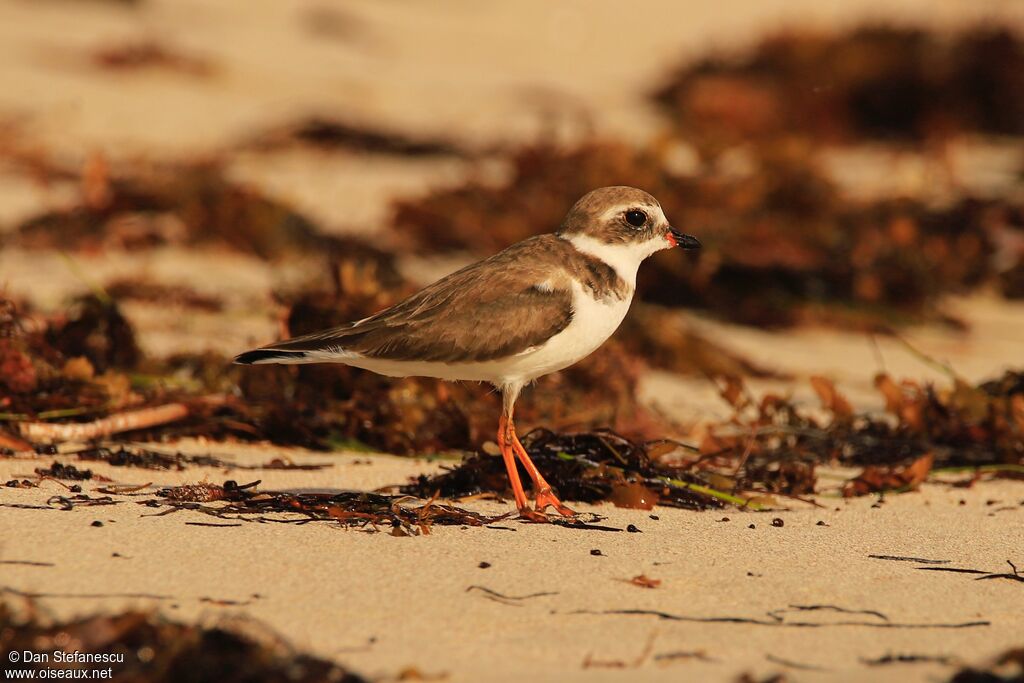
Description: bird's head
557,186,700,280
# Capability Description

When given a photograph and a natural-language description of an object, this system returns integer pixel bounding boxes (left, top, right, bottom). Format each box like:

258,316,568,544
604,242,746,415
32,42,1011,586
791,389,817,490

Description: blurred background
1,0,1023,454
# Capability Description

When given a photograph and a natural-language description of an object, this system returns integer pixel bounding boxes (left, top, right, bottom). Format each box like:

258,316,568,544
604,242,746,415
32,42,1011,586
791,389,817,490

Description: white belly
336,282,633,386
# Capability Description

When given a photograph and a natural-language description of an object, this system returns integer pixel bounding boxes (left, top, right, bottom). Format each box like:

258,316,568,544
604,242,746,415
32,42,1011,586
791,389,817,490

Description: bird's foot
517,507,551,523
534,488,576,517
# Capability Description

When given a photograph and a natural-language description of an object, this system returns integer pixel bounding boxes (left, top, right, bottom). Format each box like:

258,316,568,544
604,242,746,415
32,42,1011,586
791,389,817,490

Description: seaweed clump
9,159,333,260
402,429,726,511
700,369,1024,498
155,479,499,535
0,602,366,683
652,25,1024,148
403,368,1024,507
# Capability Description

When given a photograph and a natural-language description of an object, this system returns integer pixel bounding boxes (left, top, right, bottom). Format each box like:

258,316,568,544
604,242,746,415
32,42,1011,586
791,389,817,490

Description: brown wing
262,236,575,364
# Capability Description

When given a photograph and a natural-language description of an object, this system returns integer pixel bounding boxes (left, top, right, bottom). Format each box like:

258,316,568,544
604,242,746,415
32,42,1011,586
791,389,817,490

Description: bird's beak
666,226,701,249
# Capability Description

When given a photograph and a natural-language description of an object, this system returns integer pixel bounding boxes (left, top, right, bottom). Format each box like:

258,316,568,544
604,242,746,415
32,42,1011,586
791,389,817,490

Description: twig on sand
572,607,989,629
0,429,33,452
465,585,558,606
869,554,950,565
583,631,657,669
17,404,189,443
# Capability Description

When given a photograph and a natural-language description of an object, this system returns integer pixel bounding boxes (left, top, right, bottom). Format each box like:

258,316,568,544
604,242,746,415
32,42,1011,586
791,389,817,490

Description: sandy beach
1,446,1022,682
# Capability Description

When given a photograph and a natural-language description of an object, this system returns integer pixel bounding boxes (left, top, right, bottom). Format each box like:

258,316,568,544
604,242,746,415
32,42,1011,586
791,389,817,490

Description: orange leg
497,413,531,515
507,419,576,517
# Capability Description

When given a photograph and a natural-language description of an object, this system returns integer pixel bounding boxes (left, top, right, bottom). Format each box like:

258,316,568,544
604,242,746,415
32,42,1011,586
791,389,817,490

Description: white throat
563,233,666,287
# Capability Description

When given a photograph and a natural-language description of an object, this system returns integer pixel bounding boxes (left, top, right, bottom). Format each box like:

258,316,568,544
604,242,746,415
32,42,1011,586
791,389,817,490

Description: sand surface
1,447,1021,682
2,1,1023,681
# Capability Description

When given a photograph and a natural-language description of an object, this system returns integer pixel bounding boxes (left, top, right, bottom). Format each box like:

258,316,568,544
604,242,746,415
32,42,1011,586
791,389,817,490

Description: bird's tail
233,349,313,365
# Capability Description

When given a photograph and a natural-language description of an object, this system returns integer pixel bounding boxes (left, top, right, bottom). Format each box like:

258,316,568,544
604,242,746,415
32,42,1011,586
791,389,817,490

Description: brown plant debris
151,480,498,536
700,369,1024,498
862,653,956,667
8,160,348,260
842,453,934,497
868,555,950,565
91,40,215,77
0,296,141,422
401,428,725,511
392,141,1019,328
403,367,1022,506
578,606,988,629
652,25,1024,147
465,585,558,606
623,574,662,589
946,647,1024,683
34,462,93,481
918,561,1024,586
248,116,469,157
0,601,366,683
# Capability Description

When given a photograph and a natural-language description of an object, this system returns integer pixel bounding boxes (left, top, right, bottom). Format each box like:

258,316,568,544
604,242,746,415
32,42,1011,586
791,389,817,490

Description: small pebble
91,520,103,527
959,499,967,505
649,514,660,520
816,520,828,526
69,485,82,493
478,562,491,569
626,524,641,533
590,549,604,557
719,516,730,522
747,524,755,529
771,518,784,527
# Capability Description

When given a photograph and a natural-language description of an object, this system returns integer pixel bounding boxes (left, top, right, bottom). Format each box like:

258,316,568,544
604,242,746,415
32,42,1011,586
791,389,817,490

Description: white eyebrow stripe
598,203,664,224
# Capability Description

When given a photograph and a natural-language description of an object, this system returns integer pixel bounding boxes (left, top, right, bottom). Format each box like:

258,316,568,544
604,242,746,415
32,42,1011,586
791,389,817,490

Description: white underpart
253,230,671,397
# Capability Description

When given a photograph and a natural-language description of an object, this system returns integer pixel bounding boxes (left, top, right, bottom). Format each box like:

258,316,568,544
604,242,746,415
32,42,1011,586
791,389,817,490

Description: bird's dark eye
625,209,647,227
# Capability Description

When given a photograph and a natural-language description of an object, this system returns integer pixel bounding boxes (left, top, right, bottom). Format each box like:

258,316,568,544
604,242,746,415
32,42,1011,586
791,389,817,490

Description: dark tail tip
233,349,307,365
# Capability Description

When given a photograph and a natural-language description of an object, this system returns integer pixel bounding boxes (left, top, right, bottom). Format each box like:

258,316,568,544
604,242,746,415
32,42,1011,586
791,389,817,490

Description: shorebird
235,186,700,520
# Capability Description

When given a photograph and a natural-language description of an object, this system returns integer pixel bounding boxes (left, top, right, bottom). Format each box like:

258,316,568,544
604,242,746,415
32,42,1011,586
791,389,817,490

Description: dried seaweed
91,40,215,77
0,296,133,418
652,25,1024,147
73,444,327,472
401,428,726,511
151,480,499,535
8,161,342,260
248,117,468,157
401,367,1022,506
34,461,93,480
575,606,988,629
946,647,1024,683
701,369,1024,497
0,602,366,683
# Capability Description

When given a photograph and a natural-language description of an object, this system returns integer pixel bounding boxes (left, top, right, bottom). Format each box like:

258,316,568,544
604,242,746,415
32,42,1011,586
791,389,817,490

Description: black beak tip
670,228,701,250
